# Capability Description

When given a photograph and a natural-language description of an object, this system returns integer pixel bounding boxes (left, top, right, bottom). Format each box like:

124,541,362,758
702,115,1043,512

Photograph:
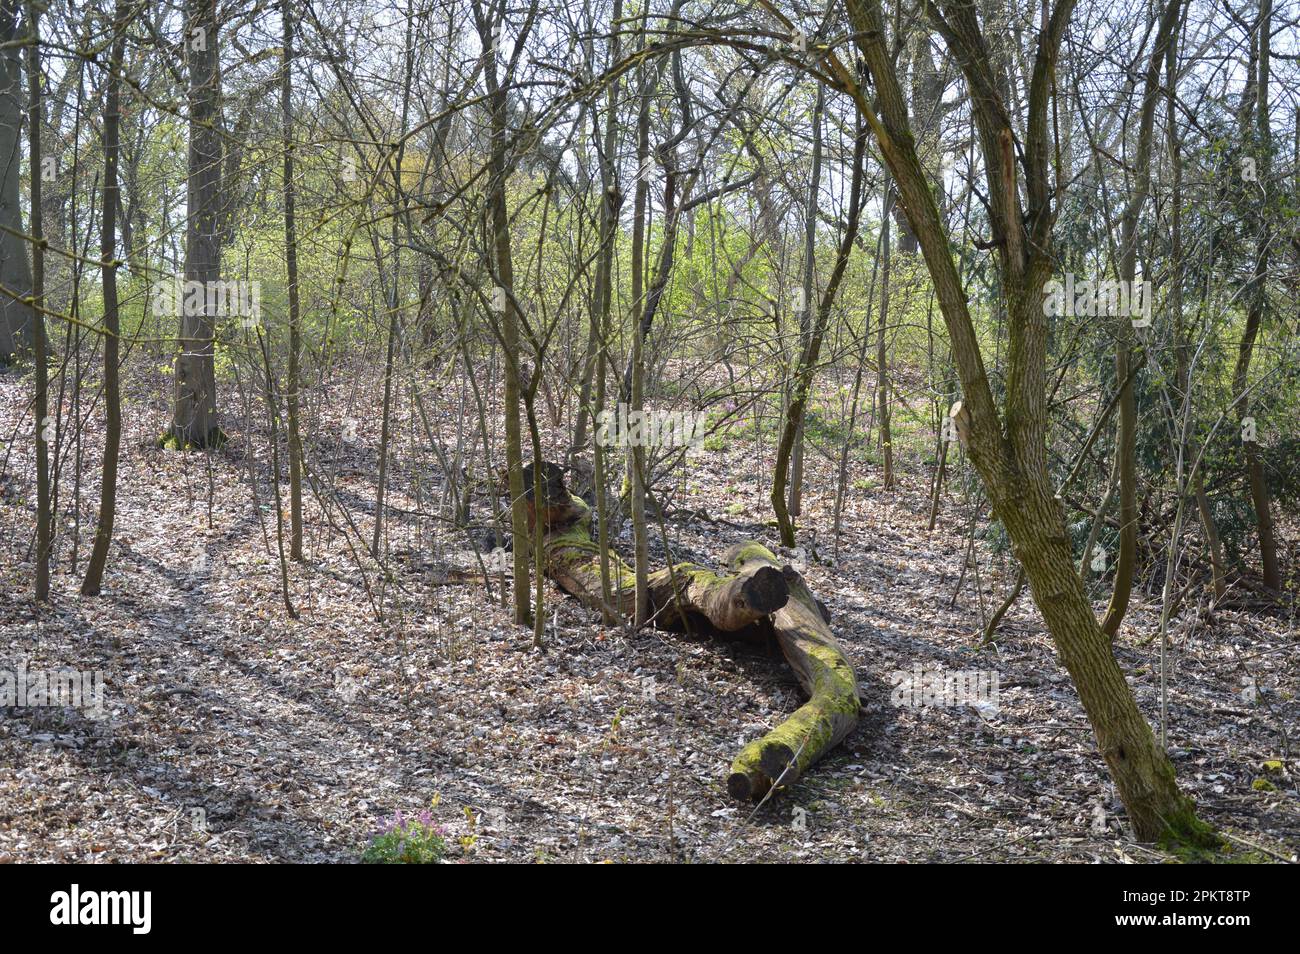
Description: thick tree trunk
840,0,1213,848
0,0,33,361
526,463,858,798
991,454,1208,845
169,0,221,447
527,462,788,630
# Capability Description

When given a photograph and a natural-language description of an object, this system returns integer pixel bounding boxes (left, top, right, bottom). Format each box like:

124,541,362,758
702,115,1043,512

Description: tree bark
477,6,531,624
0,0,33,361
788,84,824,518
281,0,304,561
1231,0,1280,591
82,3,127,596
169,0,222,447
27,3,49,600
877,180,895,490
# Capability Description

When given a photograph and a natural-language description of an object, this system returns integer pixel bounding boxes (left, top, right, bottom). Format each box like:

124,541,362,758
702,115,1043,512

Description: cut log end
726,769,761,801
738,565,789,616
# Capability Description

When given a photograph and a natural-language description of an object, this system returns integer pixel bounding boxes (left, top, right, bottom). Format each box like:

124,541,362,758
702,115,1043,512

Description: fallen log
526,463,789,632
722,542,860,800
524,462,859,800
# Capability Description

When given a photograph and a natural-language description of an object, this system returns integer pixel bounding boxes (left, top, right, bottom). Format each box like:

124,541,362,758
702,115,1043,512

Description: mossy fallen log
523,462,859,800
532,478,789,632
722,542,861,800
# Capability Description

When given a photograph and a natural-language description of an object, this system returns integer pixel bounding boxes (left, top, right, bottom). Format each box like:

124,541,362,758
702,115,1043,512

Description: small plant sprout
460,805,479,855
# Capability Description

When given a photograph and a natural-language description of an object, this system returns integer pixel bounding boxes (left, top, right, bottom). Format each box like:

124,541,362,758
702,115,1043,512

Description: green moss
157,425,228,450
1157,805,1225,861
726,541,778,569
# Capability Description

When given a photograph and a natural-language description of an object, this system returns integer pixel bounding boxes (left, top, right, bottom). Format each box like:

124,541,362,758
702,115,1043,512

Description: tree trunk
585,0,624,621
0,0,33,361
281,0,303,561
841,0,1213,848
772,120,867,546
82,3,127,596
1232,0,1280,591
788,85,824,518
370,10,415,557
169,0,221,447
1102,0,1183,638
627,41,652,627
477,8,531,625
877,180,895,489
27,3,49,599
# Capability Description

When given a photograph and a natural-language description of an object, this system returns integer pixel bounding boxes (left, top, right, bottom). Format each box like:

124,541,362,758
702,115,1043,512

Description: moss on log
536,490,787,631
723,542,860,800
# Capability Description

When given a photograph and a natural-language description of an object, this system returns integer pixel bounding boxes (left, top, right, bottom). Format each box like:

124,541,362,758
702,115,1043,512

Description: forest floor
1,361,1298,863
